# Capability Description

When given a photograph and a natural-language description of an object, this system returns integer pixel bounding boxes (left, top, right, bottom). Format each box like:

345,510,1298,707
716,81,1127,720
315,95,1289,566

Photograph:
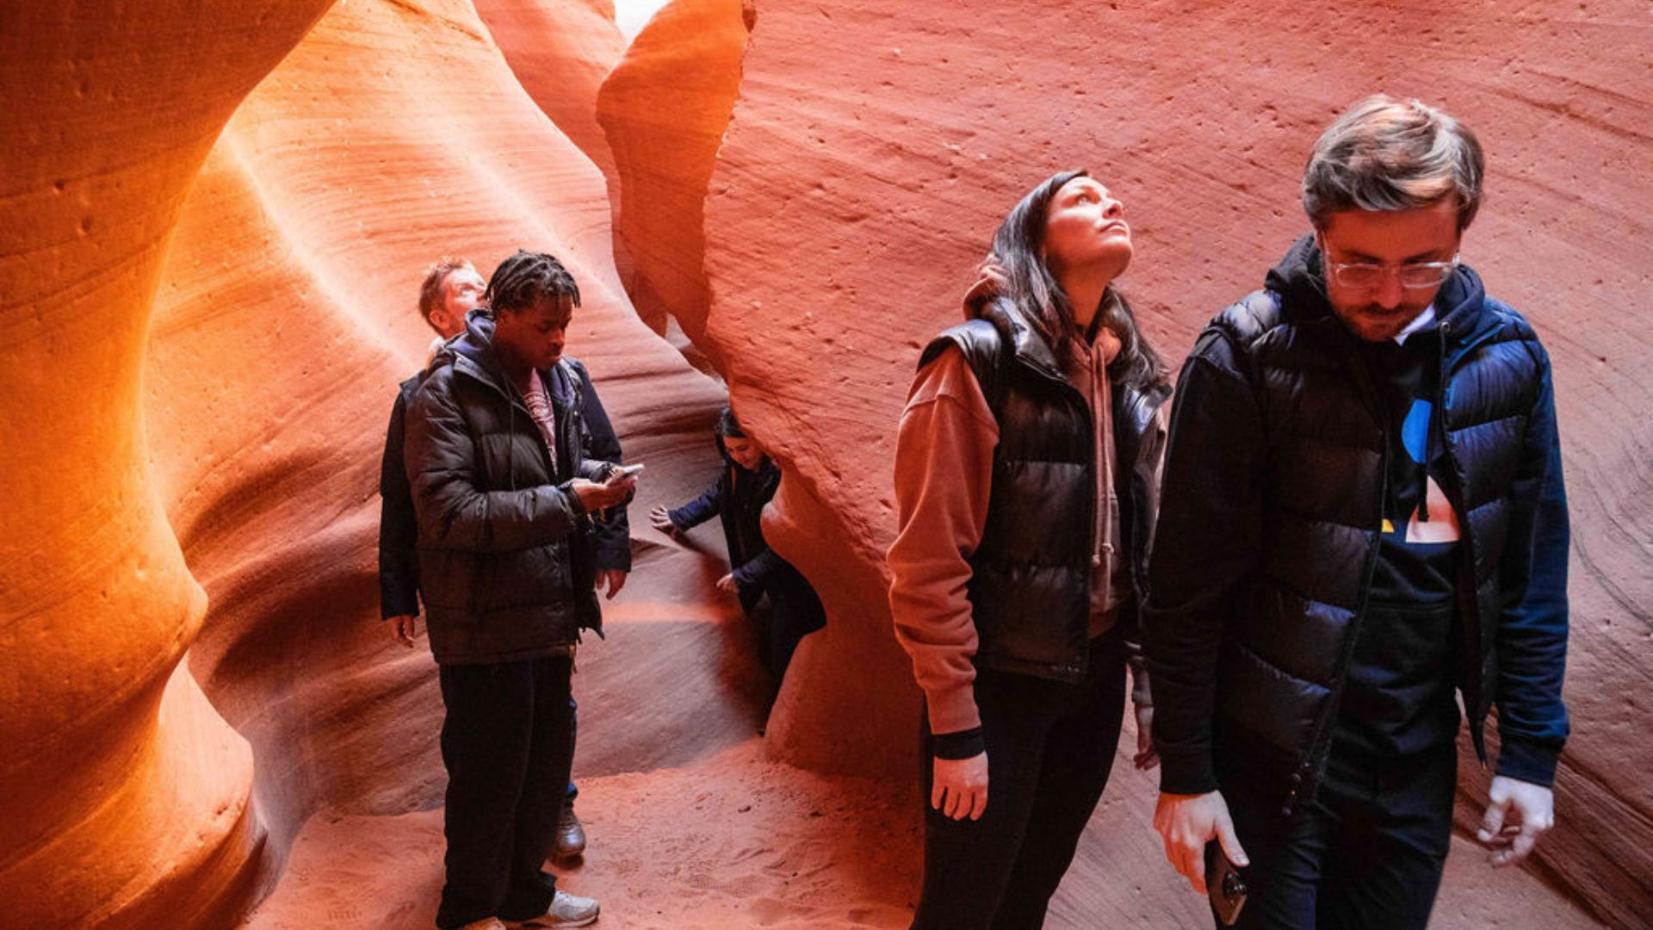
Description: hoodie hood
1266,233,1494,346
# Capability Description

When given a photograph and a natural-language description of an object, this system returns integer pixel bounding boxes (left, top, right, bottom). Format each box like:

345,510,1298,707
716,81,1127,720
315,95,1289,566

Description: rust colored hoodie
888,281,1153,738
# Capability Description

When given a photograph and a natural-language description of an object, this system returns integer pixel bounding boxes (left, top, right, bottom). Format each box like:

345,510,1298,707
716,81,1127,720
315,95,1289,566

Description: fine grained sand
243,726,1600,929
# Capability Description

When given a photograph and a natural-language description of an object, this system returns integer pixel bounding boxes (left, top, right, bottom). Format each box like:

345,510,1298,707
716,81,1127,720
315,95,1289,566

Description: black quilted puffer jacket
920,295,1169,684
403,314,611,665
1146,236,1570,812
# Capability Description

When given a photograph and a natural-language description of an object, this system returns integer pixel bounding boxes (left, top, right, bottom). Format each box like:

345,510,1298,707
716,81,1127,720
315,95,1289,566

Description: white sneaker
458,919,508,930
511,890,600,928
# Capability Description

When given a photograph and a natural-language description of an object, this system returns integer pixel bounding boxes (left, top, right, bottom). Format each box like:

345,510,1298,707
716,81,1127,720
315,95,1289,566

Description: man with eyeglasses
1145,96,1570,928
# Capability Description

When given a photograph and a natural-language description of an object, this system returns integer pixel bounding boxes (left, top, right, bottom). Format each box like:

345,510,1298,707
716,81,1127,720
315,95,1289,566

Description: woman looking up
887,170,1170,929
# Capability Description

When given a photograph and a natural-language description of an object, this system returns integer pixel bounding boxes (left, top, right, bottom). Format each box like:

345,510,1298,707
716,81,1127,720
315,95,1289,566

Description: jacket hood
1265,233,1494,346
433,310,575,401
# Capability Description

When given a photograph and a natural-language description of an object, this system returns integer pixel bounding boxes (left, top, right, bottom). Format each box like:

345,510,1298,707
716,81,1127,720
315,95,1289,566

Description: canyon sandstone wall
4,0,732,925
473,0,625,180
596,0,752,345
3,0,1649,926
0,3,334,928
144,0,733,891
695,1,1652,925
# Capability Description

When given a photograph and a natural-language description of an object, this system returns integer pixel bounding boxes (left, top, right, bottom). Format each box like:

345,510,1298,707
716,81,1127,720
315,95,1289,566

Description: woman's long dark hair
987,169,1167,393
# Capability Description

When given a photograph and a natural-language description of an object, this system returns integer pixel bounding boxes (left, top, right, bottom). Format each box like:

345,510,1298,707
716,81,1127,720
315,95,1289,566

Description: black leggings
912,630,1129,930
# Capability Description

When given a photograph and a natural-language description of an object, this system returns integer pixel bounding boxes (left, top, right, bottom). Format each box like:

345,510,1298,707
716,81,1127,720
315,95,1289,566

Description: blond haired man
1146,97,1570,928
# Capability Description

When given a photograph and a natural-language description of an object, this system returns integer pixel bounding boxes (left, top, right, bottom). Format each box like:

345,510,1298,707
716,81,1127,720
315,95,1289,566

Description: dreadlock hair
417,256,475,326
987,170,1168,394
485,249,582,314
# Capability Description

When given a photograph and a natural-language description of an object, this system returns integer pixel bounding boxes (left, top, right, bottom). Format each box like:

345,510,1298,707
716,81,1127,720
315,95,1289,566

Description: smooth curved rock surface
141,0,736,901
474,0,625,180
0,3,333,928
7,0,1649,927
596,0,751,345
700,0,1651,925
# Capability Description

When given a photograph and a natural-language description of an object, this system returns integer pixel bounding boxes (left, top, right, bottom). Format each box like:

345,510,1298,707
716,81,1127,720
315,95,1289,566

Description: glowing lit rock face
474,0,626,179
596,0,751,344
697,1,1652,923
144,0,732,883
3,0,727,925
0,3,334,927
4,0,1649,926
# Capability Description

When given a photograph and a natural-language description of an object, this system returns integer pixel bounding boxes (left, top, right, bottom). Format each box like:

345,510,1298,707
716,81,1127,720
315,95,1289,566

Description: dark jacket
378,315,631,620
920,296,1170,683
667,445,826,639
402,313,612,665
1145,236,1570,811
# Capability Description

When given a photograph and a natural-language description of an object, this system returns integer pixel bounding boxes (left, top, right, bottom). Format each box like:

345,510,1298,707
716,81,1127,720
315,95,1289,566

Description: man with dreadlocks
404,250,635,930
380,254,628,867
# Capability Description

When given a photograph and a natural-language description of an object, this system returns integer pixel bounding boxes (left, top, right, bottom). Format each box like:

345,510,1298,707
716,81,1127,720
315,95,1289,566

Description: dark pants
435,655,575,929
911,631,1128,930
1220,740,1456,930
566,695,579,807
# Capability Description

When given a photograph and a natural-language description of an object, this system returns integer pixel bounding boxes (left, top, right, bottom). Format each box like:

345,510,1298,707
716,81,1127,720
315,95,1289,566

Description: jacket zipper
1023,358,1098,680
1283,337,1388,818
1435,319,1489,768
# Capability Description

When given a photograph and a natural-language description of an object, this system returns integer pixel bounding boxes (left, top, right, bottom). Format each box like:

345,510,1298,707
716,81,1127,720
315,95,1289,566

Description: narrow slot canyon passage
3,1,1648,928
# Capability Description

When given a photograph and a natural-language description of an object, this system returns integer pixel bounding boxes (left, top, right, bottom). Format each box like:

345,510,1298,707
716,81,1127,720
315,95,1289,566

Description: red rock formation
473,0,625,179
7,0,1648,926
142,0,738,902
596,0,751,344
0,3,333,928
700,0,1652,924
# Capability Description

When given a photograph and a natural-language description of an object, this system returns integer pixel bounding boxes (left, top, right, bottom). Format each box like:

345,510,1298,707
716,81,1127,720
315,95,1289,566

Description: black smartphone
1207,845,1248,926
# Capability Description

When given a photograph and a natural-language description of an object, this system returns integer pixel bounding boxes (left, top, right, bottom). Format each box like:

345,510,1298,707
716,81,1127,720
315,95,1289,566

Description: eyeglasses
1324,252,1459,290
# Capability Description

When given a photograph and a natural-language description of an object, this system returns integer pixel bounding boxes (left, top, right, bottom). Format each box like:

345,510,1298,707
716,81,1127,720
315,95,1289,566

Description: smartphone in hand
615,463,645,478
1207,845,1248,926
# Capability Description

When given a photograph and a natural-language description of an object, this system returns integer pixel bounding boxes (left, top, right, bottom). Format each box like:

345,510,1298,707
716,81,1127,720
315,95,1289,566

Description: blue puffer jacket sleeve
1492,341,1571,787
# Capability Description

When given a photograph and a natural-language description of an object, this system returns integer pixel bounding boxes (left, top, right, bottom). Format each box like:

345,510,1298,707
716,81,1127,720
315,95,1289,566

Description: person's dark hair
715,406,746,439
987,170,1166,392
485,250,581,314
417,256,474,325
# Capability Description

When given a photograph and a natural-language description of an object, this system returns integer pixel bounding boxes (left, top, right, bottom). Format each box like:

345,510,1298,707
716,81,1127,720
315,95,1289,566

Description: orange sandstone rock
0,3,332,928
698,0,1652,924
596,0,752,345
474,0,626,179
141,0,736,897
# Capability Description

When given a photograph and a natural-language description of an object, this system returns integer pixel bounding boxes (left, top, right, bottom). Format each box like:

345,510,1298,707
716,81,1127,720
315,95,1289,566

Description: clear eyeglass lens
1334,263,1452,290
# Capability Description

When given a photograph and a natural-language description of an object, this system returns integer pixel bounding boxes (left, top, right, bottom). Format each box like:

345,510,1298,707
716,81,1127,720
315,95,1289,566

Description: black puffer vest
1210,238,1552,811
919,298,1169,682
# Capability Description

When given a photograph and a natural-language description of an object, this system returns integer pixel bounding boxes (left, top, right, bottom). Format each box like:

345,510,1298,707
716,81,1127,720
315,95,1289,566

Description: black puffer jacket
1146,236,1571,810
666,443,826,641
403,315,610,665
921,296,1169,683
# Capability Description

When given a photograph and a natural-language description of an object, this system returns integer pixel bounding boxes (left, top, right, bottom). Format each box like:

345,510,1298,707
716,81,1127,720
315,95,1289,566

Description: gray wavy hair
1302,95,1484,231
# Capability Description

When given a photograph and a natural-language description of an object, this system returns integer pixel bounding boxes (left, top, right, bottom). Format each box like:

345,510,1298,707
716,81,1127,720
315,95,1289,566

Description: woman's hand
648,505,679,536
715,573,739,595
932,751,989,821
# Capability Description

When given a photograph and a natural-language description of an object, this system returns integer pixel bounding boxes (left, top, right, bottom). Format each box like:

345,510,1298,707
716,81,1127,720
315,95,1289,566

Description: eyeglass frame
1320,246,1461,291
